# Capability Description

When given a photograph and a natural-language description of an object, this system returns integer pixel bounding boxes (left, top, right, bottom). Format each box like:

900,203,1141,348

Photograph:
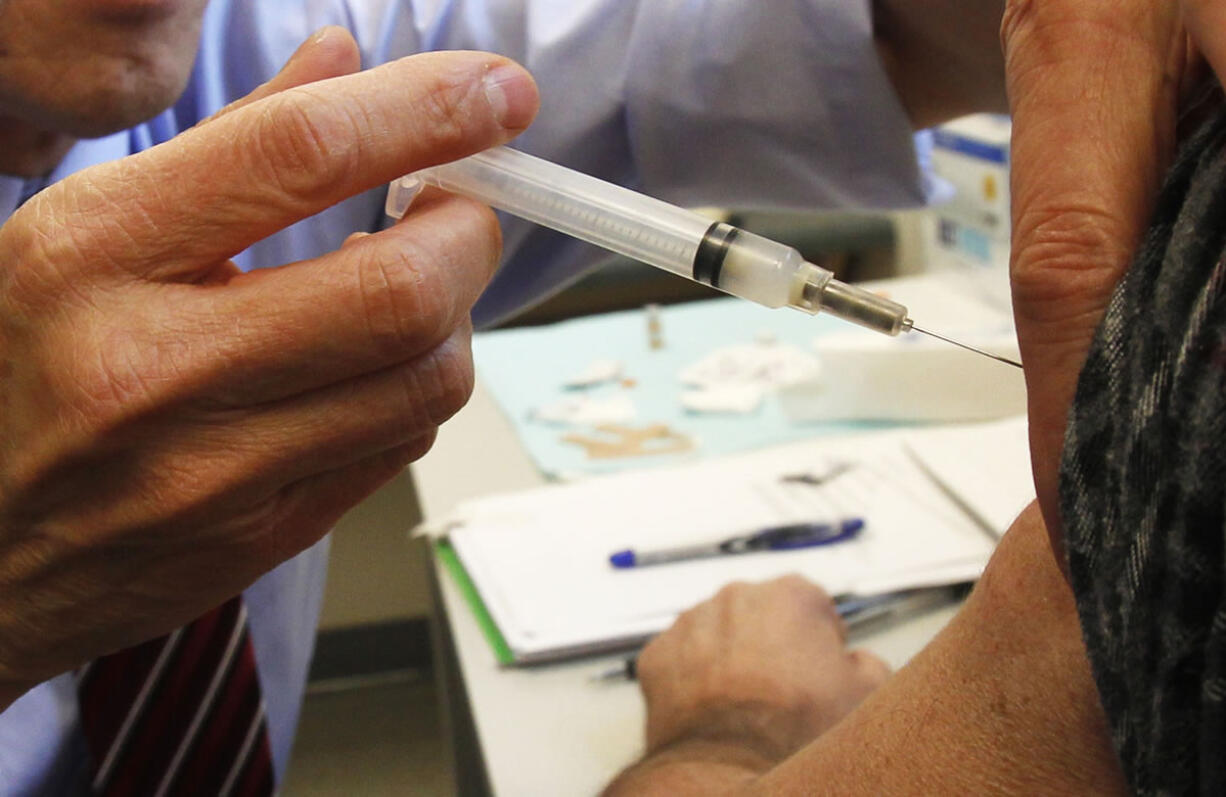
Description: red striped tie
77,597,275,796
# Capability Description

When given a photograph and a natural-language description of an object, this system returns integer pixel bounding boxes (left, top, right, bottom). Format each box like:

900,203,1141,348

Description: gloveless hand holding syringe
385,146,1020,368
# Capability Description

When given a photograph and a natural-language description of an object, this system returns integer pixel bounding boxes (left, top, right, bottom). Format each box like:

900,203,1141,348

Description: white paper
903,415,1035,537
445,423,1016,662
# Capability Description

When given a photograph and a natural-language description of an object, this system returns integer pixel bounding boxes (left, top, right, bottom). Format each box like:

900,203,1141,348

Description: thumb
200,26,362,126
1003,1,1183,555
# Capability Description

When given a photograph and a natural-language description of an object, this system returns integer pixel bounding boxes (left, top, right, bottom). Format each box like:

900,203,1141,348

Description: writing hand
633,576,888,769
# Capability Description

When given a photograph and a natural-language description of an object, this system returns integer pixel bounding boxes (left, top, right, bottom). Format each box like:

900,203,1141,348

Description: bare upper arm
750,503,1126,795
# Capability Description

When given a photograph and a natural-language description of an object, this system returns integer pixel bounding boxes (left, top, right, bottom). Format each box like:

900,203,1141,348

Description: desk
413,380,963,797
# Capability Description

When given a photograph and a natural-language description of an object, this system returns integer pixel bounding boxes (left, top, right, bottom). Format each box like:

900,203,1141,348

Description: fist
636,576,889,760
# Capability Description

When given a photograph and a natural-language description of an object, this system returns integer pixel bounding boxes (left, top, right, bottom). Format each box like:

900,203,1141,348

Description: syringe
385,146,1020,367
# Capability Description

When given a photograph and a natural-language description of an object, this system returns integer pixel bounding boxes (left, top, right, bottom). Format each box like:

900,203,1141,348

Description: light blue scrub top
0,0,927,792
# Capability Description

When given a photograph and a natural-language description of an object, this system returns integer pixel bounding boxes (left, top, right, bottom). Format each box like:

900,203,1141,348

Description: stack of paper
437,417,1033,664
902,417,1035,537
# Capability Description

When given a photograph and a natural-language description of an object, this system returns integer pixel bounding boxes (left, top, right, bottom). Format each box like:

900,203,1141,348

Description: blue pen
609,518,864,569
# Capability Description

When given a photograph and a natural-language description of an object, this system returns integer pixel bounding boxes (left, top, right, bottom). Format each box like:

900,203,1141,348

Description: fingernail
483,64,537,130
285,27,333,68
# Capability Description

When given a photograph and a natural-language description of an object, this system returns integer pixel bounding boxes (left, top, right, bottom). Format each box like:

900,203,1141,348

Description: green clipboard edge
435,539,515,666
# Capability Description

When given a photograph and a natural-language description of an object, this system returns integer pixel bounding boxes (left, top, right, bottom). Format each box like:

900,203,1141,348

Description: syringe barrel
407,147,827,310
391,147,910,332
414,147,710,281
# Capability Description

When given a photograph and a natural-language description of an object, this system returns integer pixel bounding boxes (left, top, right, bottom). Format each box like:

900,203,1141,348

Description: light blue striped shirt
0,1,925,792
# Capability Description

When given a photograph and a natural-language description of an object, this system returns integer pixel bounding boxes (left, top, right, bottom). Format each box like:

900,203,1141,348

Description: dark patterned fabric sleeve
1060,86,1226,796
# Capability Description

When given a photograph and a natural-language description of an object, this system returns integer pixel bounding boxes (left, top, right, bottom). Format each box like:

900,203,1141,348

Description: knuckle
670,604,697,632
1001,2,1161,88
396,335,475,429
254,496,332,569
0,229,53,312
850,649,892,687
401,192,501,270
1,205,102,312
0,440,58,513
356,243,439,358
395,429,440,464
1010,203,1132,318
1000,0,1036,49
712,580,750,604
58,329,188,432
439,196,503,261
768,573,827,606
666,602,707,642
249,93,360,203
1012,202,1122,265
411,77,484,154
776,573,818,593
0,330,188,508
354,230,477,359
636,637,668,683
425,341,477,425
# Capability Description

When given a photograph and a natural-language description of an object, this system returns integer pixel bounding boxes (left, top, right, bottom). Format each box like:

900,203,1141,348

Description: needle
907,323,1023,368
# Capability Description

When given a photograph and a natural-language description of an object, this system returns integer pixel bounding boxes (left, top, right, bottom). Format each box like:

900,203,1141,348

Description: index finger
38,50,538,283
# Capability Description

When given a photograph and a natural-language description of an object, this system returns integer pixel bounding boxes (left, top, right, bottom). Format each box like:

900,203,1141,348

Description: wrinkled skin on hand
635,575,890,763
0,30,538,703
